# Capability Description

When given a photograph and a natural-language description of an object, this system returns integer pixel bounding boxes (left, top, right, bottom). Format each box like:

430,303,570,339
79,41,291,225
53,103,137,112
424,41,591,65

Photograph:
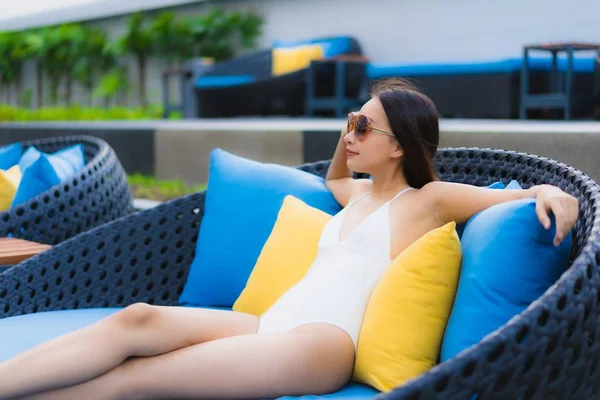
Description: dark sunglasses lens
355,115,368,140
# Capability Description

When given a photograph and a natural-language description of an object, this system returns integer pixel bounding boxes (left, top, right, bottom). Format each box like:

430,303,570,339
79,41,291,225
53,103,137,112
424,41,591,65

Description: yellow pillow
233,195,332,316
272,44,324,76
0,165,22,211
353,222,462,392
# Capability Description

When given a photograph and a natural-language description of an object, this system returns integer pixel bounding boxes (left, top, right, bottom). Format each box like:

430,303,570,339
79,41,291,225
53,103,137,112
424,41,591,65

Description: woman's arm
325,127,370,207
423,181,579,246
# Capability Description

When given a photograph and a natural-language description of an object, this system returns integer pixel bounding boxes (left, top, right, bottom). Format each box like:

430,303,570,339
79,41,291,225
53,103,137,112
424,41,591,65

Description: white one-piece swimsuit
257,187,414,350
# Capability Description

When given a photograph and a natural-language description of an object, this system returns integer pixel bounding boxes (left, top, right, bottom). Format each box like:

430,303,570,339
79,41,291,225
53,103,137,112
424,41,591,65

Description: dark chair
1,148,599,399
194,36,363,117
0,135,134,246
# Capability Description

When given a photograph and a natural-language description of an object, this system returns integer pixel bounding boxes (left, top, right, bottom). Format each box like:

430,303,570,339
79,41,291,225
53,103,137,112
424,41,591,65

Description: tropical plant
150,12,194,68
118,12,154,108
186,8,263,62
0,32,30,105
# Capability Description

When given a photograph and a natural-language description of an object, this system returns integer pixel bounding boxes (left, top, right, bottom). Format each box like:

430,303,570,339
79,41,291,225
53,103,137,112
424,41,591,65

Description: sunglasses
346,112,395,141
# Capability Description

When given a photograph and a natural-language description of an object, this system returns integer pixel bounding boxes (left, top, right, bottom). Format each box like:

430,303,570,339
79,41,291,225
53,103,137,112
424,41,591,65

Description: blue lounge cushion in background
272,36,353,58
0,142,22,170
12,144,86,206
367,56,597,80
0,308,379,399
195,75,256,88
440,197,572,362
178,149,342,308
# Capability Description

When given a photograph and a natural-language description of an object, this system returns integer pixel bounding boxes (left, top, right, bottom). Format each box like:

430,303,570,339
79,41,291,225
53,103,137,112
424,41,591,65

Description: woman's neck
369,167,410,200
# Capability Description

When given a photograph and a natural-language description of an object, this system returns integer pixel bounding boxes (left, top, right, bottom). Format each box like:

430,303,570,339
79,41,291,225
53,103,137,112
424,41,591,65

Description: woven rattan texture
0,135,134,245
1,147,599,399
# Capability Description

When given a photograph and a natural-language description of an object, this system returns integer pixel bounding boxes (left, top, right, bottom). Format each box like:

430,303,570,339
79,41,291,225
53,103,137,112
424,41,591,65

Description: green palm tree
119,12,154,108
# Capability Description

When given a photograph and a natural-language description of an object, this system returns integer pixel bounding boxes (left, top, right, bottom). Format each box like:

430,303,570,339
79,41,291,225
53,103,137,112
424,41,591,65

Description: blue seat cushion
179,148,342,308
0,308,379,399
195,75,256,88
440,196,572,361
367,56,596,79
12,144,85,206
273,36,352,58
0,142,22,170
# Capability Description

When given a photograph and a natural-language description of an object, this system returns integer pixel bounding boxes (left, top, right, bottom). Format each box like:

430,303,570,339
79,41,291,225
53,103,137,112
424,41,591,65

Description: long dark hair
371,78,439,189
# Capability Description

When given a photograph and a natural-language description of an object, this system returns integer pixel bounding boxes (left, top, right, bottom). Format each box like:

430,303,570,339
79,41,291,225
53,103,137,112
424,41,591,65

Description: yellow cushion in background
0,165,22,211
272,44,325,76
353,222,462,392
233,195,332,316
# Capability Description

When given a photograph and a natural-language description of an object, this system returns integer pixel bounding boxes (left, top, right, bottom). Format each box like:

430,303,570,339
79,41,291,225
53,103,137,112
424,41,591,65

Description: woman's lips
346,149,358,157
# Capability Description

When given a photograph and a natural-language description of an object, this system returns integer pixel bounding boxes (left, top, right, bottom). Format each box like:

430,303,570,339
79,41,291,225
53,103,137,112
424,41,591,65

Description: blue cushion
0,307,379,399
455,181,505,238
440,197,572,361
179,148,342,308
0,142,22,170
195,75,256,88
0,308,122,361
0,306,232,362
12,144,85,206
272,383,379,399
367,56,596,79
273,36,352,58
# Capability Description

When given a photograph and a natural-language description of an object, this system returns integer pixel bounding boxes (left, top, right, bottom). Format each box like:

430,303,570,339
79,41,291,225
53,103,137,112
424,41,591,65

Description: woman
0,78,579,400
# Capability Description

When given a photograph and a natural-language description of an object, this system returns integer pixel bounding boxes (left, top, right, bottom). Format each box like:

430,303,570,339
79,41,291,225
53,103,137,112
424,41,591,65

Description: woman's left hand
533,184,579,246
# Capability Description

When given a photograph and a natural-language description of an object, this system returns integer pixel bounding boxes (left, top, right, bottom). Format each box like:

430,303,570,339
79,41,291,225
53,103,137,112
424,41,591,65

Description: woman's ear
391,142,404,159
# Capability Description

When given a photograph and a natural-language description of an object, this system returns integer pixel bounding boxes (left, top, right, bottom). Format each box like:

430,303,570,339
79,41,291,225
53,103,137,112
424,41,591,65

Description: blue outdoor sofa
366,55,599,119
193,36,365,117
0,135,134,246
1,147,600,399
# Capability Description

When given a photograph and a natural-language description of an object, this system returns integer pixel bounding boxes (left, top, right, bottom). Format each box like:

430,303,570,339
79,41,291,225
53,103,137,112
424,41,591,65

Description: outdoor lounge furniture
0,135,134,246
0,147,599,398
193,36,363,117
367,55,598,119
520,42,600,120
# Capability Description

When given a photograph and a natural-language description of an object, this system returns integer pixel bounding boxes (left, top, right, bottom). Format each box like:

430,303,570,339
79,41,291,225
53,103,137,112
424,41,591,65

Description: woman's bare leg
18,323,355,400
0,303,259,399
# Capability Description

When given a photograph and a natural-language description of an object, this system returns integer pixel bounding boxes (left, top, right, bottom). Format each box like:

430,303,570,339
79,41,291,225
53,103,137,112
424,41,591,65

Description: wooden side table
520,42,600,120
0,238,51,269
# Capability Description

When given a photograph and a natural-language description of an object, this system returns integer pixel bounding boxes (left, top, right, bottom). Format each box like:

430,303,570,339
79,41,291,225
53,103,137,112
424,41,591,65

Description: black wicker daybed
194,36,364,117
0,135,134,246
0,147,599,399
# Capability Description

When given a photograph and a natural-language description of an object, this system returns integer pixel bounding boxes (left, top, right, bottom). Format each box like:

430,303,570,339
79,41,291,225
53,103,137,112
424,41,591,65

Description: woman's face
343,97,402,174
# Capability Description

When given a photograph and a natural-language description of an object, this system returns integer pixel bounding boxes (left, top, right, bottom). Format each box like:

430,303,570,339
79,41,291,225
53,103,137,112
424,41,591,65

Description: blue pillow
179,148,343,307
455,181,505,238
440,196,572,361
12,144,85,206
0,143,22,170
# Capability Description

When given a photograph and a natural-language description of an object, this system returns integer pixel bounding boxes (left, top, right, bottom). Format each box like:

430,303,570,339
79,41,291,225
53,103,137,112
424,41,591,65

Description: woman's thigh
87,322,355,399
104,303,260,355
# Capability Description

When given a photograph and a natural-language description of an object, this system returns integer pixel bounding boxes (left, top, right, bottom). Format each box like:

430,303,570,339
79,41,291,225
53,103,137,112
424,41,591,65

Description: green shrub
128,173,206,201
0,104,166,121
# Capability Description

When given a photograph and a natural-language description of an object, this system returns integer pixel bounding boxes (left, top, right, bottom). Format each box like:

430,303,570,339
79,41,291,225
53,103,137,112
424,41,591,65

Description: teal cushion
440,196,572,361
12,144,85,206
179,148,342,307
0,142,22,170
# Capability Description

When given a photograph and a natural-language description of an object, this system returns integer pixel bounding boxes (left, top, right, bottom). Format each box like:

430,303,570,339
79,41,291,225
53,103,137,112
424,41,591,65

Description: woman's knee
108,302,156,330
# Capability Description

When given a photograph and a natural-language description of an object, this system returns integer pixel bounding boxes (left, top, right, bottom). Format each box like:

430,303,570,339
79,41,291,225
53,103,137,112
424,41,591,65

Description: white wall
252,0,599,63
9,0,600,108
